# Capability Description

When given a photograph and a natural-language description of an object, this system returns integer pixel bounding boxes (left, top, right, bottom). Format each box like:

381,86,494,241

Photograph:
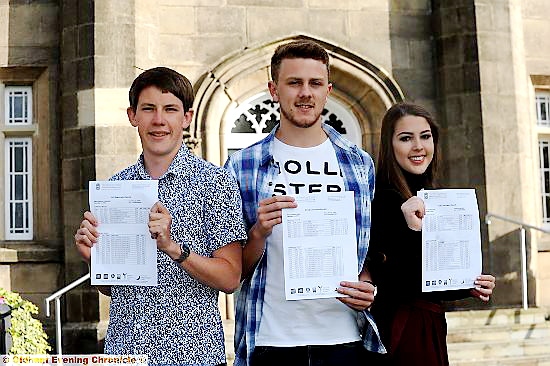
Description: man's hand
149,201,174,252
74,211,99,263
242,196,297,277
250,195,297,239
336,280,377,311
401,196,425,231
74,211,111,296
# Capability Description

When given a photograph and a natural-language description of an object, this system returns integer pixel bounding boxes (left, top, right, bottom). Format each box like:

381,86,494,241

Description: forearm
165,241,242,293
242,225,267,278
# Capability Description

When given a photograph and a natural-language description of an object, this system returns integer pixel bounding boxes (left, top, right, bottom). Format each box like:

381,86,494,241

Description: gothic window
230,97,280,134
226,92,361,156
322,108,347,134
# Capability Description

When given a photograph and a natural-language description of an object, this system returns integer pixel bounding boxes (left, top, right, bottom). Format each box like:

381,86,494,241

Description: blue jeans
250,341,365,366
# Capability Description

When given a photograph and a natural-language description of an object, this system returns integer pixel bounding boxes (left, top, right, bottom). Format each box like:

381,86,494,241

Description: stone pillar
60,0,100,353
474,0,538,306
431,0,489,308
60,0,140,352
433,0,538,307
390,0,438,111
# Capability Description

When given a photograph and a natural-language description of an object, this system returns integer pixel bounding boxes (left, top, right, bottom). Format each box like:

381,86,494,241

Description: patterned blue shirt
104,144,247,366
224,124,386,366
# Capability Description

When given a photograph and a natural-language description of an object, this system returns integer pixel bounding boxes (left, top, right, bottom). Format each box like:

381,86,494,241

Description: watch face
175,243,190,263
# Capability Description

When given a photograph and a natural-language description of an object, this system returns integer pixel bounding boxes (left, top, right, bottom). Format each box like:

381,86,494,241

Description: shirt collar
135,144,191,180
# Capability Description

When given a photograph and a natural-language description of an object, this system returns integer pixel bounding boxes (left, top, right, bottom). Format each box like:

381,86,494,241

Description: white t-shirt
255,137,361,347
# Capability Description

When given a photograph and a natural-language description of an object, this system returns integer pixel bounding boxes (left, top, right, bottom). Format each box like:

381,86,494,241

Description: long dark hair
376,102,441,199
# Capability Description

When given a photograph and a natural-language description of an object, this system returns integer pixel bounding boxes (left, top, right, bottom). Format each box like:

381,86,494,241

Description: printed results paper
282,192,358,300
419,189,482,292
89,180,158,286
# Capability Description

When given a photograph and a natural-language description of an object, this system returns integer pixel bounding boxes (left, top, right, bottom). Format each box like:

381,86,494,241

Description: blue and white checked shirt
224,123,387,366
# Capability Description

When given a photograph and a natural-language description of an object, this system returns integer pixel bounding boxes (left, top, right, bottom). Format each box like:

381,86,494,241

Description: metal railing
0,303,12,354
45,273,90,355
485,212,550,310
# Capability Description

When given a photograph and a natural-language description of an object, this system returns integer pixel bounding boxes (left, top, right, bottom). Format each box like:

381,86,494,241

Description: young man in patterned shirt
75,67,247,366
224,40,385,366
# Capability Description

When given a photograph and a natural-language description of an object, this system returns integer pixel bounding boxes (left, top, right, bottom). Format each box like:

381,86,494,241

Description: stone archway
192,35,404,166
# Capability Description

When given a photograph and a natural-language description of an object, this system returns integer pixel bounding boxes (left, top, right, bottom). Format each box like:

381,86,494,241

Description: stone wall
523,0,550,75
138,0,392,87
0,0,62,351
389,0,437,111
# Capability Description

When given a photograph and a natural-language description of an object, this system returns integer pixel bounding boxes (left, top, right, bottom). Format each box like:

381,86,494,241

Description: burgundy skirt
387,300,448,366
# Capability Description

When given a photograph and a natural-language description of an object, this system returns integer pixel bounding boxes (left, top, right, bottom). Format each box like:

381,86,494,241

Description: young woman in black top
367,102,496,366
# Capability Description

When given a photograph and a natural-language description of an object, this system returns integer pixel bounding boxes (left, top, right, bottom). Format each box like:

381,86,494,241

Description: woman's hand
470,274,496,302
400,196,425,231
337,280,377,311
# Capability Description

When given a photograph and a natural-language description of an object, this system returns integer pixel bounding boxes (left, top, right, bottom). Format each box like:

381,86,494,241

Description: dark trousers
250,341,364,366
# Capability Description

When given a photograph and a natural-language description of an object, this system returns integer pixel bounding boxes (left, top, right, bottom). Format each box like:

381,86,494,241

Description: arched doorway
192,35,404,166
192,36,404,319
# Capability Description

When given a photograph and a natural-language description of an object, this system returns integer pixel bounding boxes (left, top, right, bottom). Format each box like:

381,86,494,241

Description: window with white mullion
536,92,550,127
4,86,32,125
539,140,550,224
5,137,33,239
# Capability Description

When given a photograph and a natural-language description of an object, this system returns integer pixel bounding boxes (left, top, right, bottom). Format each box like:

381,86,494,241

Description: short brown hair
128,67,194,112
270,40,330,82
376,102,441,199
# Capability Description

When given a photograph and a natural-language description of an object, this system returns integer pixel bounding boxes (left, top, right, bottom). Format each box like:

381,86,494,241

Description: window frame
4,136,33,240
4,86,33,126
536,91,550,127
1,83,36,240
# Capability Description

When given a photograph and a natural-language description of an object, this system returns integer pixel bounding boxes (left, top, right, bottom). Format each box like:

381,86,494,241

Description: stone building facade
0,0,549,352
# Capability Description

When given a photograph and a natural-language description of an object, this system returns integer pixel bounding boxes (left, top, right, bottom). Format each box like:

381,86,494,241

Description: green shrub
0,288,51,354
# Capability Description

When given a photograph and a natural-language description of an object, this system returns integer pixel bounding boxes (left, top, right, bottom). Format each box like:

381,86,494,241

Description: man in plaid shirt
225,40,386,366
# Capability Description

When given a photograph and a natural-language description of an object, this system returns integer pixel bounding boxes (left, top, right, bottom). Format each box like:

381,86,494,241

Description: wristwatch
174,242,190,263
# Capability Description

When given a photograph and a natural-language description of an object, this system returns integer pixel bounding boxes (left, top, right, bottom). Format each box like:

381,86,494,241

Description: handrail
45,273,90,355
485,213,549,310
486,212,550,234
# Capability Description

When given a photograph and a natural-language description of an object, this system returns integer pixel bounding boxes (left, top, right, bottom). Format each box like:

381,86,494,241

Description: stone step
447,322,550,343
223,309,550,366
446,308,549,328
447,308,550,364
448,338,550,360
450,354,550,366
